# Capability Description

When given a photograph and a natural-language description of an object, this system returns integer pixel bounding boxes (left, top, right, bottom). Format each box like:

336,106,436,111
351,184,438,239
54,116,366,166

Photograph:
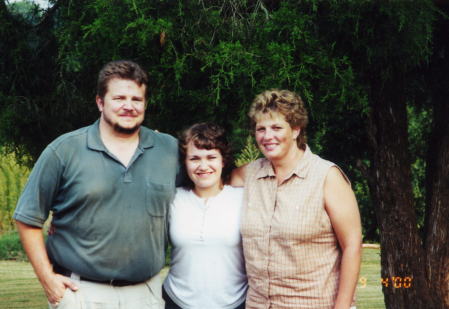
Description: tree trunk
367,74,433,308
425,115,449,308
424,4,449,306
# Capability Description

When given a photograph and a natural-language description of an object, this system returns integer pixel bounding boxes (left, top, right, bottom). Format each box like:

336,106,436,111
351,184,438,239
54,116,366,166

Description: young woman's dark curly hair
179,123,235,190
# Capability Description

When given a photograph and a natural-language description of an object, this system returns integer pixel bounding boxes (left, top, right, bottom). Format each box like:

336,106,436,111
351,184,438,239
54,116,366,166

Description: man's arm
16,221,78,305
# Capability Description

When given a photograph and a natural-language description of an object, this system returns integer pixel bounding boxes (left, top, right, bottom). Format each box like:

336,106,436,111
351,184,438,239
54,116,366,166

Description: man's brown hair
97,60,148,99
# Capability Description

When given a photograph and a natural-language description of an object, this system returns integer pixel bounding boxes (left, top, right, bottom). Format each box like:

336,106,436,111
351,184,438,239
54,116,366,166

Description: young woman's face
254,112,300,162
185,142,224,195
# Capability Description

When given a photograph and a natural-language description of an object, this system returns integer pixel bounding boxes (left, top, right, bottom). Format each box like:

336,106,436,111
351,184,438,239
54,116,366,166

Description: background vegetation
0,149,29,232
0,0,396,239
1,0,448,307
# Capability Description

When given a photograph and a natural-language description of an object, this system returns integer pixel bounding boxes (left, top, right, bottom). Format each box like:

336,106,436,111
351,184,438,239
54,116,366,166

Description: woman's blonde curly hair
249,89,308,149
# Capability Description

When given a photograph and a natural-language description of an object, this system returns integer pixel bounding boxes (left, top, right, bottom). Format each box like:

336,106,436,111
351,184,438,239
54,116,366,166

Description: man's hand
43,273,79,304
15,221,79,304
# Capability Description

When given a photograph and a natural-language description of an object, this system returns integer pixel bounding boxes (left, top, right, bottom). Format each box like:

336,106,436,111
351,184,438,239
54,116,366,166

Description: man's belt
52,262,143,287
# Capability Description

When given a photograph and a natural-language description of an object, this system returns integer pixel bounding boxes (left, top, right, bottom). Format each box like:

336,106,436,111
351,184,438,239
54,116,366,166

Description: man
13,60,179,309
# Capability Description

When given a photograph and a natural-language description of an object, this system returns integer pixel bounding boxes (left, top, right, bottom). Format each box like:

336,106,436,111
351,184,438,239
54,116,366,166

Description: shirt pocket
145,180,175,218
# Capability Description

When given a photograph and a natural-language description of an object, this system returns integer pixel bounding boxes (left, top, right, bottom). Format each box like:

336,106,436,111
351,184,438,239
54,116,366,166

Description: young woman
232,89,362,309
163,123,247,309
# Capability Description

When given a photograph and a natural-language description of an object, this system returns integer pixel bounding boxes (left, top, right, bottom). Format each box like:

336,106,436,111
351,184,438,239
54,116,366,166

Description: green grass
0,248,384,309
0,260,47,309
357,247,385,308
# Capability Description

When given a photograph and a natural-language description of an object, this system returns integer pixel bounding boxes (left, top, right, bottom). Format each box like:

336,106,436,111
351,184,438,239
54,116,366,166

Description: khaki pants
49,271,165,309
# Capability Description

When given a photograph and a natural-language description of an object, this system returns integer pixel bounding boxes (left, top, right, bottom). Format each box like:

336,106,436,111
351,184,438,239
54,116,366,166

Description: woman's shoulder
307,149,350,184
175,187,190,195
220,186,244,211
222,185,244,197
172,187,193,205
242,158,270,178
247,157,268,168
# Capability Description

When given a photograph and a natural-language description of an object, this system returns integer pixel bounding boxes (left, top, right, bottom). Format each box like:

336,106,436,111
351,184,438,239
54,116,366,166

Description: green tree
319,1,448,307
0,0,65,160
1,0,448,307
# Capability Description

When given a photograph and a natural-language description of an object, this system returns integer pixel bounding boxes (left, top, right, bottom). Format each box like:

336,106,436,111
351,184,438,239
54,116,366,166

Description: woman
231,89,362,309
163,123,248,309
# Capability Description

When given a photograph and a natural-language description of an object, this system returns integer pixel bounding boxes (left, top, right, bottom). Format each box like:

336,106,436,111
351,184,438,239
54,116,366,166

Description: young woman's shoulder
222,186,244,205
172,187,192,206
223,185,243,195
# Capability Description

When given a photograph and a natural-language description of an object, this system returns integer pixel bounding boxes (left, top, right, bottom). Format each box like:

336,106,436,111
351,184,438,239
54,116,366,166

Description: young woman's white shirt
163,185,247,309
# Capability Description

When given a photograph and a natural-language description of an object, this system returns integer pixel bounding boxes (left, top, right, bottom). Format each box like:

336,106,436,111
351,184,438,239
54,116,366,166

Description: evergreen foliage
234,135,261,167
1,1,449,305
0,0,439,242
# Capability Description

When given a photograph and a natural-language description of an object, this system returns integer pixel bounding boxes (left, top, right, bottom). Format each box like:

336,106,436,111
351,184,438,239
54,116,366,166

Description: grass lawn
357,247,385,308
0,248,384,309
0,260,47,309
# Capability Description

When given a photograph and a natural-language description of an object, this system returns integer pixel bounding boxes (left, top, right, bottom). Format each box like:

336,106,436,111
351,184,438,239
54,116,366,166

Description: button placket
199,198,210,242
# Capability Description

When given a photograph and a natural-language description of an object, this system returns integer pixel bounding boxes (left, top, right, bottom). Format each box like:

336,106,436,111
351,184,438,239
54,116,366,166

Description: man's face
96,78,146,135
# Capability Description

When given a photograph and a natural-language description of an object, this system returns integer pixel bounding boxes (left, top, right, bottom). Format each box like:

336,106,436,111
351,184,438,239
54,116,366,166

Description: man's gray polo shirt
14,120,179,282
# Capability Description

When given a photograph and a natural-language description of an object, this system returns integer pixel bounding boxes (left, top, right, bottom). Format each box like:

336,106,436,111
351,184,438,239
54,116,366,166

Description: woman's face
254,112,300,162
185,141,224,195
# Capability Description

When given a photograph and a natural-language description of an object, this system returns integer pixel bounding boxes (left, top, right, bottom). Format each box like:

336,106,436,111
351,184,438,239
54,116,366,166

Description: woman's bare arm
230,164,248,187
324,167,362,309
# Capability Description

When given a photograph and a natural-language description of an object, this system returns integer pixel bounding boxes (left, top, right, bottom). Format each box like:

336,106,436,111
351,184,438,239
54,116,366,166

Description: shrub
0,148,30,232
0,231,26,261
235,136,261,167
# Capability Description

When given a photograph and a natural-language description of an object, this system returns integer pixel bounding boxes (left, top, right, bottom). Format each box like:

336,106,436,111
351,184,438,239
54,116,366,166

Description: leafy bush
235,136,261,167
0,148,30,232
0,231,26,261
